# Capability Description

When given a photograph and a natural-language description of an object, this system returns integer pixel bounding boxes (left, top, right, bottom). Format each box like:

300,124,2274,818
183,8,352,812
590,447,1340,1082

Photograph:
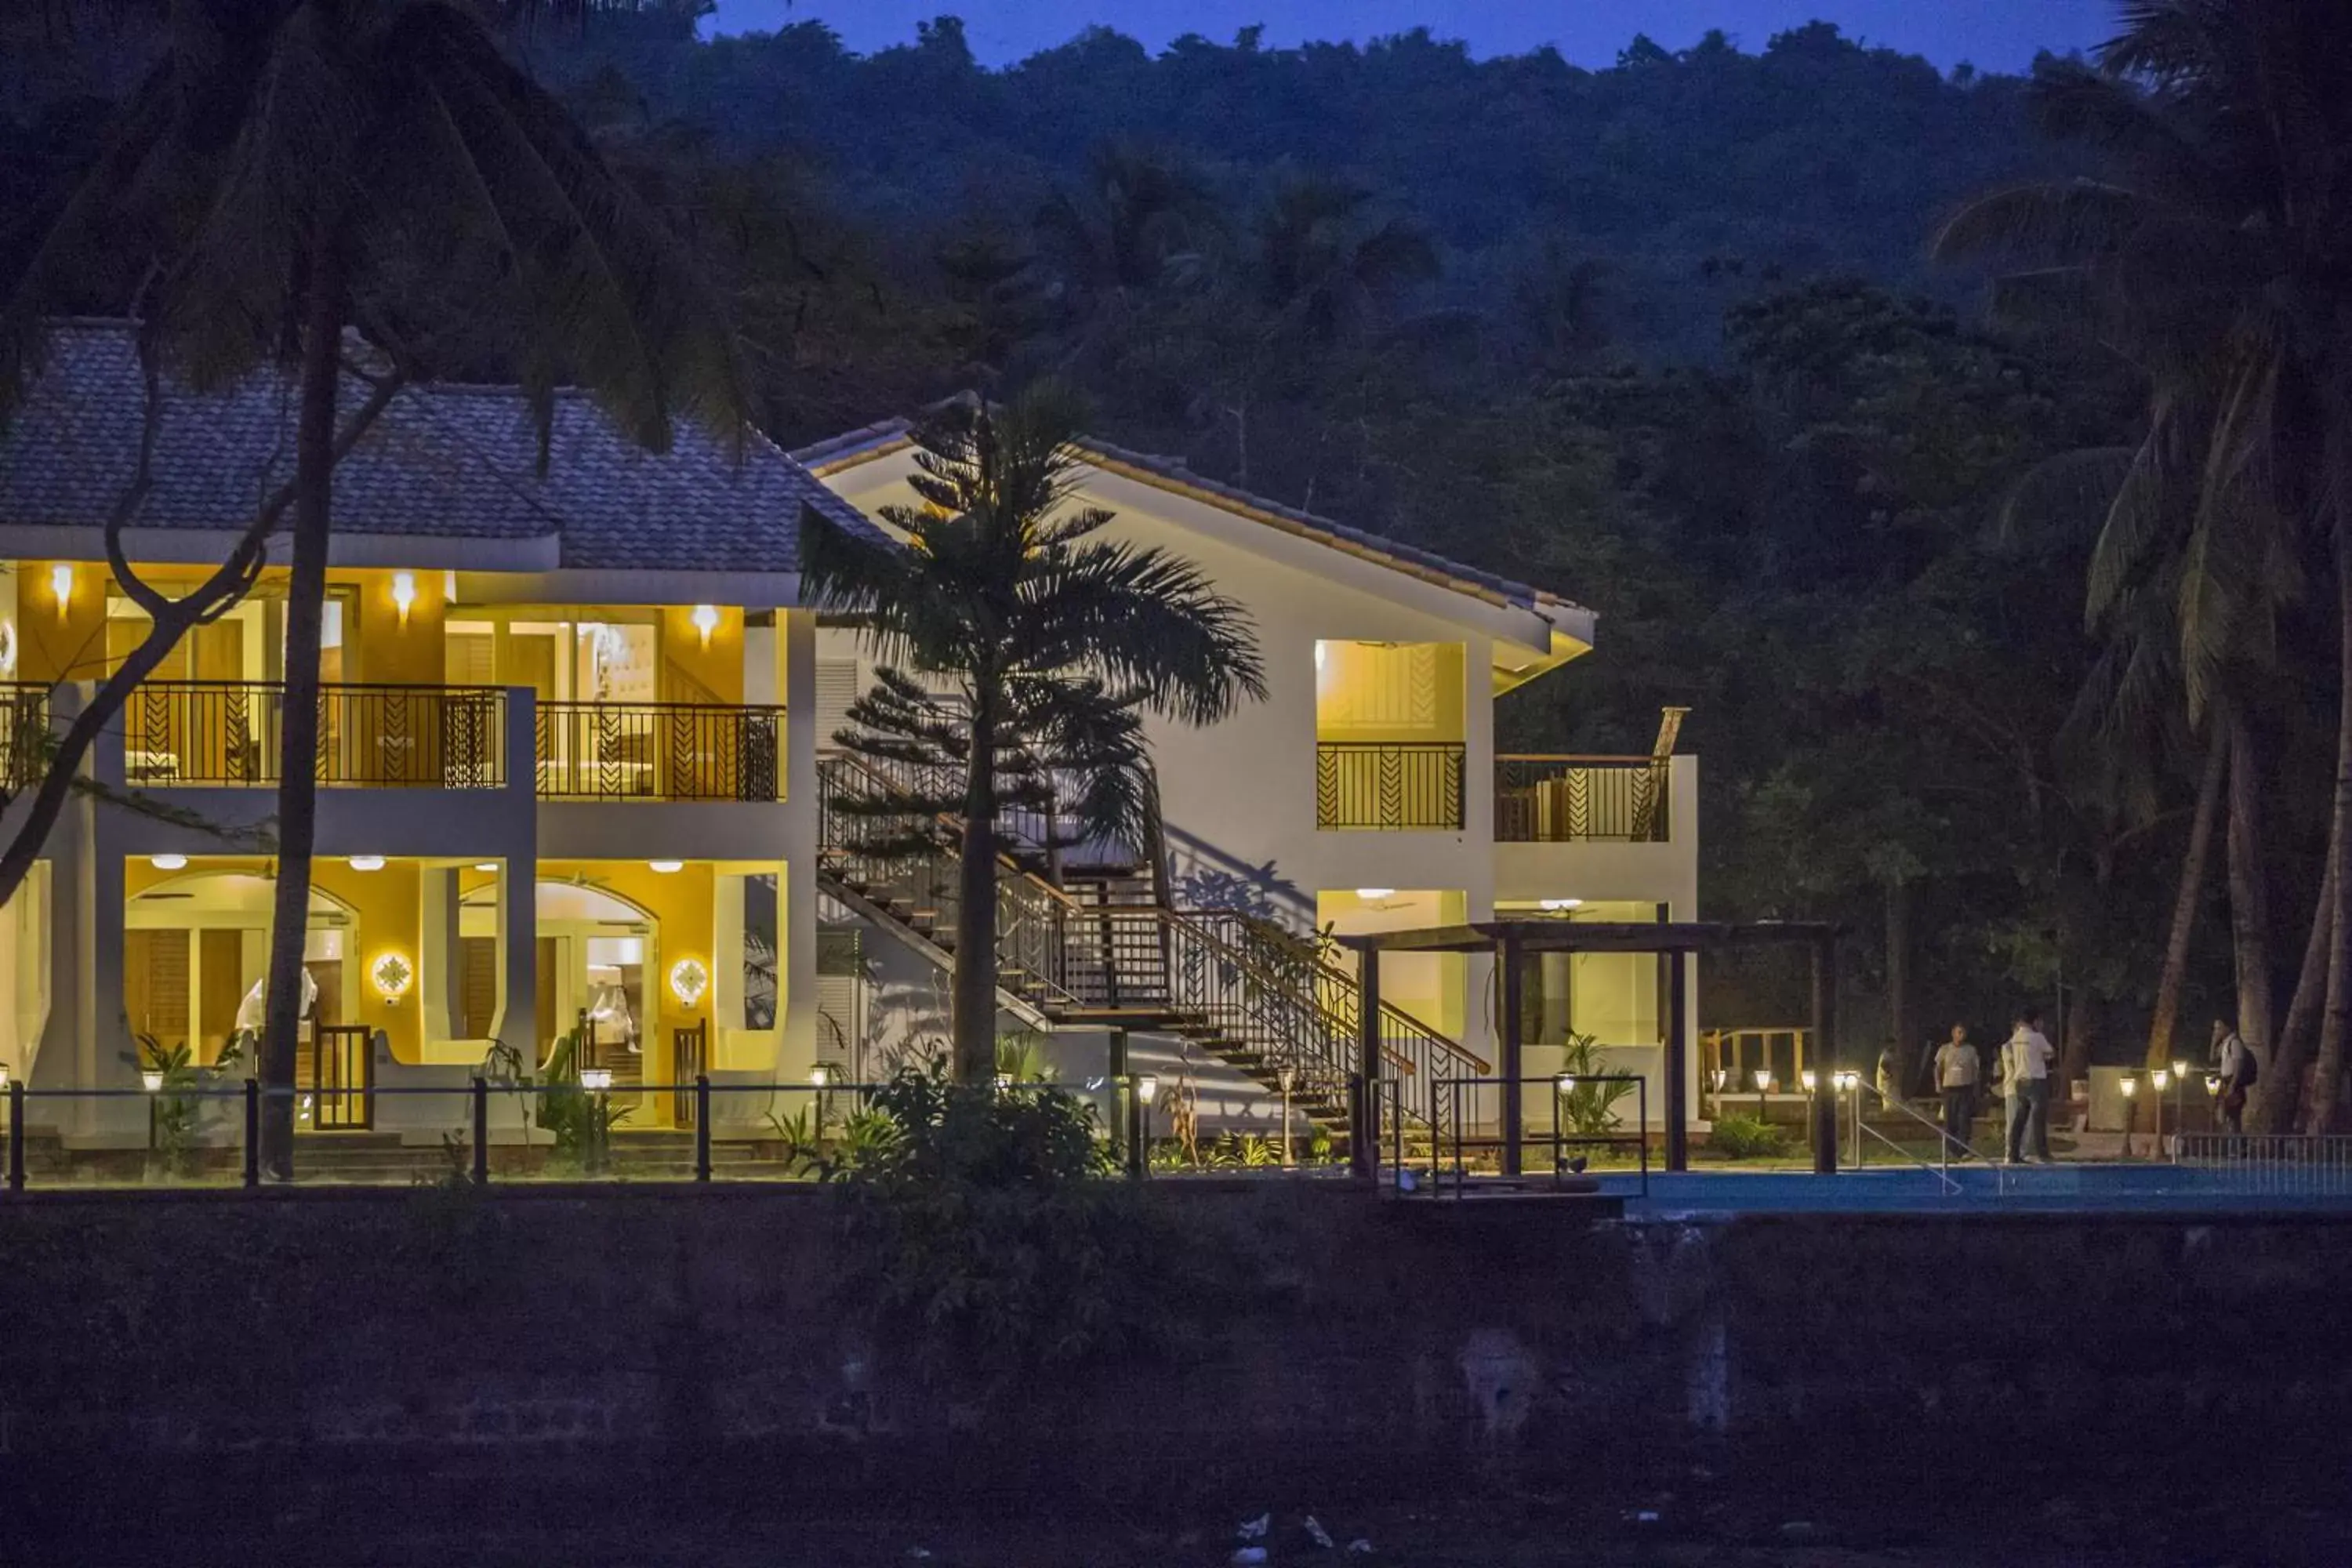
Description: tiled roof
0,320,887,571
792,416,1591,631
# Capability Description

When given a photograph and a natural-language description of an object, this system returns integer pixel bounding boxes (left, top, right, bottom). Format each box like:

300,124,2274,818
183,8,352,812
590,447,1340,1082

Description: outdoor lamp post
579,1067,612,1174
2152,1068,2172,1159
141,1067,165,1152
2120,1073,2140,1159
1709,1067,1728,1117
1133,1073,1160,1177
1278,1066,1294,1168
1834,1070,1862,1165
1752,1067,1773,1120
809,1062,832,1139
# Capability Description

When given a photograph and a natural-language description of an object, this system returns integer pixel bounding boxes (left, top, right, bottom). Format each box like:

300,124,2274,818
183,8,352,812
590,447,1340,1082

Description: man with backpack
2212,1018,2256,1135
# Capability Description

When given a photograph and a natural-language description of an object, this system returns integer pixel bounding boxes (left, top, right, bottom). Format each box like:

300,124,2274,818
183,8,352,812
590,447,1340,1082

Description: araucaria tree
2,0,740,1175
803,387,1265,1082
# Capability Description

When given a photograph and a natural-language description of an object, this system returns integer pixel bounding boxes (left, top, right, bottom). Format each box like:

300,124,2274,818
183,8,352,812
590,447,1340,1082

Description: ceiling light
649,859,684,874
150,853,187,871
348,855,386,872
1355,887,1395,900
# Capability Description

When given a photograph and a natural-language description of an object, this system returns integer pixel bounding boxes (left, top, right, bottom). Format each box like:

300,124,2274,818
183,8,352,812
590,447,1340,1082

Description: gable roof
0,320,887,574
793,416,1592,639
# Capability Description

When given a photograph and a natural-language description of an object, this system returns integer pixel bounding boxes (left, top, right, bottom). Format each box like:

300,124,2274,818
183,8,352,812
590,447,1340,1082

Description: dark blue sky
703,0,2116,71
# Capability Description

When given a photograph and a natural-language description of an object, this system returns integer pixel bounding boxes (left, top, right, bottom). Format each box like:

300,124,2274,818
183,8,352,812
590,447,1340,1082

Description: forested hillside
9,7,2282,1069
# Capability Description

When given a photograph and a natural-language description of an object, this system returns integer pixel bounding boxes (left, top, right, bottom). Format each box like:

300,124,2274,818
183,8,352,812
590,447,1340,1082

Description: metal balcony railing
1494,755,1670,842
535,701,783,802
2,682,49,793
1314,741,1465,830
123,682,506,788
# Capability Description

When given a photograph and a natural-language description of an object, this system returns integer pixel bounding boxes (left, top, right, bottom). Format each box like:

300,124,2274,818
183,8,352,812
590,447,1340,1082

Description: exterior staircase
815,750,1488,1141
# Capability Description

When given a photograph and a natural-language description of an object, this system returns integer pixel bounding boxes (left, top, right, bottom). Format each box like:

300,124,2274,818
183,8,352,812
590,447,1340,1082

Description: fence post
694,1075,712,1181
7,1078,24,1192
470,1076,490,1186
242,1078,260,1189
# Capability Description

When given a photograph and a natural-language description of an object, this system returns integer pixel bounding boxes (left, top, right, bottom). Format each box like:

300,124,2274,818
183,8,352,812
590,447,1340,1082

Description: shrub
1708,1114,1789,1160
829,1066,1225,1394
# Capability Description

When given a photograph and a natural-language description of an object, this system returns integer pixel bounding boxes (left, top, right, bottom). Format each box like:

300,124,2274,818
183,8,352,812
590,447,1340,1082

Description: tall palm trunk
950,692,1000,1083
1885,878,1911,1087
2224,705,2277,1080
2304,508,2352,1134
2147,724,2227,1069
2263,855,2333,1131
259,236,343,1178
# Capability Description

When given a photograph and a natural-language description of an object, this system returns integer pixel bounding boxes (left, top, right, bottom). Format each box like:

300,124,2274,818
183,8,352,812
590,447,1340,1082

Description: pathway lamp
579,1067,612,1175
1133,1073,1160,1175
2120,1073,2139,1159
2152,1069,2172,1159
141,1067,165,1153
1752,1068,1773,1120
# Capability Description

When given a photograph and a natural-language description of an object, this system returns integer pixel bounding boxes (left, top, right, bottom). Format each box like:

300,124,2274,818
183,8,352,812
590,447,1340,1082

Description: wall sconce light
370,951,413,1003
669,956,709,1006
649,859,684,875
0,619,16,676
49,562,73,616
348,855,386,872
691,604,720,649
0,1062,9,1091
150,853,188,871
390,570,417,626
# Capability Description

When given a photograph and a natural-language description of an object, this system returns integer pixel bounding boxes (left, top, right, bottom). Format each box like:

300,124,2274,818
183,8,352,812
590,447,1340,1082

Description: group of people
1907,1014,2055,1165
1878,1014,2260,1165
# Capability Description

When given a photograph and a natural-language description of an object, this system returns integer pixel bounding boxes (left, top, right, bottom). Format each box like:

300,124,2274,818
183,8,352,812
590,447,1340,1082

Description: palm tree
2,0,742,1174
1936,2,2352,1130
801,386,1265,1082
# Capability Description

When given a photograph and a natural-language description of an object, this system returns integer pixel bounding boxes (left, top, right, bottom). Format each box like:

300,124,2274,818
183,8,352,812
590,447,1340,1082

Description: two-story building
0,322,1699,1158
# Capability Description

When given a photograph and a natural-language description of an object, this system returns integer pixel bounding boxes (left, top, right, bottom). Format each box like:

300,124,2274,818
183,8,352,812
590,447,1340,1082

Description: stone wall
4,1188,2349,1512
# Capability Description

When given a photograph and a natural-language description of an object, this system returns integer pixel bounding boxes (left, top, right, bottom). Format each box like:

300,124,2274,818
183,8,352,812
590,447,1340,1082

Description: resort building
0,322,1697,1155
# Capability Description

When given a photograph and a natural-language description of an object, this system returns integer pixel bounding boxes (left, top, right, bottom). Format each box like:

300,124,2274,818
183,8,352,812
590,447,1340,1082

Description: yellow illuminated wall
1314,641,1465,744
17,559,108,684
122,855,426,1062
1316,887,1468,1038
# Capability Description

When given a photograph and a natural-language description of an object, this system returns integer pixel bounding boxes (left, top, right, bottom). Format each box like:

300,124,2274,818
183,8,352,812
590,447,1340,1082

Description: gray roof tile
0,320,887,572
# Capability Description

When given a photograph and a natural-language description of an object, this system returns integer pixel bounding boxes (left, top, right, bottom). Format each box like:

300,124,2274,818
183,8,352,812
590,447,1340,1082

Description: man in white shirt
1933,1023,1981,1157
2001,1011,2056,1163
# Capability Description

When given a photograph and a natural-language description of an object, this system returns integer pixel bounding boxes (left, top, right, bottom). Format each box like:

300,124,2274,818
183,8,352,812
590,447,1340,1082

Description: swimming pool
1596,1161,2352,1214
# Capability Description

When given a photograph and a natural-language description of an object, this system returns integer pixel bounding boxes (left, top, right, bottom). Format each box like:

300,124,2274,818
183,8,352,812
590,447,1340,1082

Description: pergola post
1664,952,1690,1171
1811,934,1838,1174
1499,933,1525,1178
1352,948,1381,1182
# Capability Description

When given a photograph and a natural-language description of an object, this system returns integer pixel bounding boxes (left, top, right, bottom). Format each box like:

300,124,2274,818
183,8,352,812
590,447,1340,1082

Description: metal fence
1417,1073,1650,1196
1493,755,1669,842
2174,1132,2352,1196
1314,742,1465,829
535,701,783,801
0,1076,1360,1192
122,682,506,787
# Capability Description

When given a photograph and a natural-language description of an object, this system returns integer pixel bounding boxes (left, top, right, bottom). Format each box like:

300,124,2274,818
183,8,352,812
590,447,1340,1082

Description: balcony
1315,742,1465,830
1494,756,1668,842
535,701,783,802
123,682,506,789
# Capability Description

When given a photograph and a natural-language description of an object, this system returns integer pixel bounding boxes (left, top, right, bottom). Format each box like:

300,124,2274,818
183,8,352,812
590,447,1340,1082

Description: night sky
701,0,2117,71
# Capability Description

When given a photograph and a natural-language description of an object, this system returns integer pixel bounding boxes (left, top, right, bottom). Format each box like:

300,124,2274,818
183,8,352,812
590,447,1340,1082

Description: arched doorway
125,871,358,1065
459,878,659,1085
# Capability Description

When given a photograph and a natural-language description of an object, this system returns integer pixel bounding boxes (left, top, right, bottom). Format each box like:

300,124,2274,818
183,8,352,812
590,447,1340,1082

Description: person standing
2212,1018,2254,1135
2002,1011,2056,1163
1934,1023,1980,1157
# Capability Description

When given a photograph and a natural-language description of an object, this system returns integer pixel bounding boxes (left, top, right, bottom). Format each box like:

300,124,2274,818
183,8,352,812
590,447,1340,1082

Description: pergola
1338,920,1840,1176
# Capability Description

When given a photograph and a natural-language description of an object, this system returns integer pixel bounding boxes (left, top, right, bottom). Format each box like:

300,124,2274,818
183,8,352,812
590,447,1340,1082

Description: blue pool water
1595,1162,2352,1215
